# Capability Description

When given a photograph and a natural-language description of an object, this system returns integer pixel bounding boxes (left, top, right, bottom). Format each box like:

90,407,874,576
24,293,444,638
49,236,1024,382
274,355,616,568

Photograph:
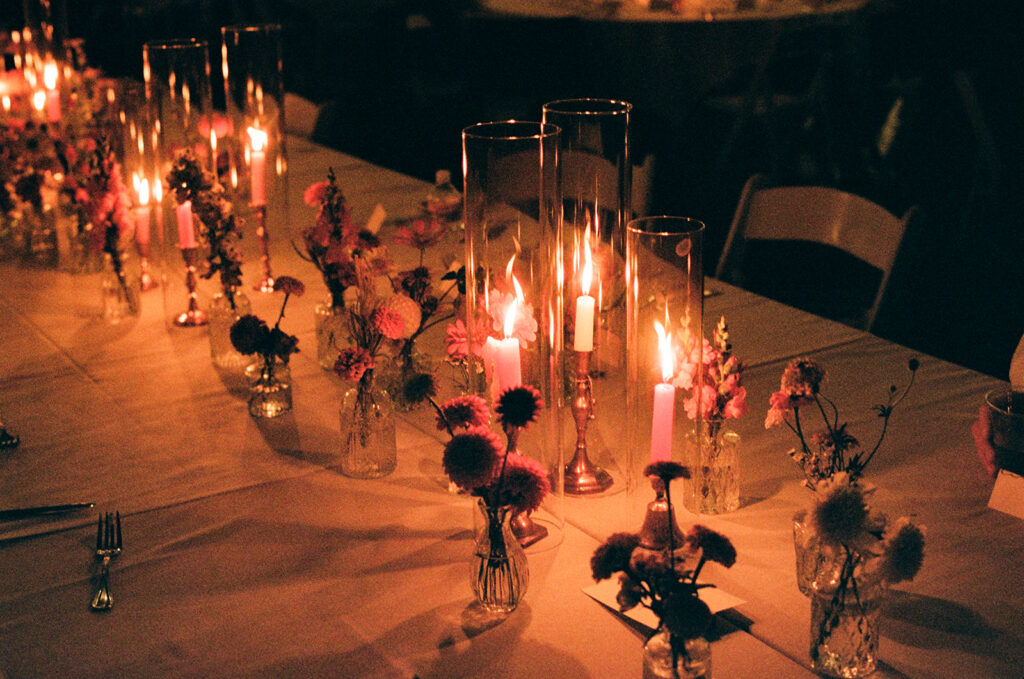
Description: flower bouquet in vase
590,463,737,679
434,385,549,613
229,276,303,418
675,316,746,514
166,150,247,368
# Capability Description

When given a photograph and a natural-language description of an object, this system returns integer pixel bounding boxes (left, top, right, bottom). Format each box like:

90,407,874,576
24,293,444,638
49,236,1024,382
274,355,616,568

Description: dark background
7,0,1022,379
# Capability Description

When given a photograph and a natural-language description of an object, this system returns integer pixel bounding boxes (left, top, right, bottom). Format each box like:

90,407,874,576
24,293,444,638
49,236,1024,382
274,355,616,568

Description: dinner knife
0,502,95,521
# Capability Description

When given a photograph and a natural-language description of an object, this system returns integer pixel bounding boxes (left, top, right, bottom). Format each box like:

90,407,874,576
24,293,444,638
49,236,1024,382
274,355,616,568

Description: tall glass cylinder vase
624,217,704,521
462,120,564,548
220,24,287,293
542,98,631,499
143,38,214,329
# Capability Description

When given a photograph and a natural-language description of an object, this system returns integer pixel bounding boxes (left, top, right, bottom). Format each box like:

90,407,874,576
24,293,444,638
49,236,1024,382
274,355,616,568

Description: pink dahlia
443,426,503,490
371,305,405,340
437,395,490,431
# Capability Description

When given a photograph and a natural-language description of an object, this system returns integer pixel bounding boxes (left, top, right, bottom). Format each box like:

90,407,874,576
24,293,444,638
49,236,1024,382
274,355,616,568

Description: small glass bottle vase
314,300,347,371
642,626,712,679
694,422,740,514
471,499,529,613
248,358,292,418
338,373,397,478
101,254,141,323
793,510,846,596
209,290,252,369
809,568,885,678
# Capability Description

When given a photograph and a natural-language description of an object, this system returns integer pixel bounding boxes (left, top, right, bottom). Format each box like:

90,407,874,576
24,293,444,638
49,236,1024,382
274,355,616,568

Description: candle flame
138,177,150,206
153,177,163,203
2,95,10,112
210,129,217,155
43,61,58,90
32,90,45,112
247,126,267,152
503,295,518,340
654,321,674,383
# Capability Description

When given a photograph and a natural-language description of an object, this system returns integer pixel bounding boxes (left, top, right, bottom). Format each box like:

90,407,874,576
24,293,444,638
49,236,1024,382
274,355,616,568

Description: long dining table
0,136,1020,679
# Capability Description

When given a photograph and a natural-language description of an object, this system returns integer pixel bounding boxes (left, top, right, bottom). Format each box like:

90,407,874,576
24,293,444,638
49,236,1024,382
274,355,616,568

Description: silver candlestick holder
252,205,275,293
564,350,613,494
174,247,208,327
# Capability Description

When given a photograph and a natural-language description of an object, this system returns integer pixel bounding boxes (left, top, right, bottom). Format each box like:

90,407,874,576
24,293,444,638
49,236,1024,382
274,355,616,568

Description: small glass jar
208,290,252,369
642,625,711,679
471,498,529,613
809,568,885,678
692,422,740,514
248,358,292,418
101,253,141,323
338,372,397,478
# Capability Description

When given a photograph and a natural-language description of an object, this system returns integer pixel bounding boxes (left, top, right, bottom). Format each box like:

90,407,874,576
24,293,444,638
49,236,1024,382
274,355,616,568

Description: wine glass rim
462,120,560,141
627,215,705,236
143,38,208,51
542,98,633,116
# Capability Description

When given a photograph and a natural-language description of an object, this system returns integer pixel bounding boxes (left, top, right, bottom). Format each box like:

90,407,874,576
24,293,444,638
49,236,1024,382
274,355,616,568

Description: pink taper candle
176,200,196,249
247,126,267,206
650,321,676,462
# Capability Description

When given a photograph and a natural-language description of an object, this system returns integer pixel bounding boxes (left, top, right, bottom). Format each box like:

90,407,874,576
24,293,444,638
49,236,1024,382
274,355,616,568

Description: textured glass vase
101,254,141,323
208,290,252,369
471,498,529,613
314,300,347,370
809,569,885,678
247,359,292,418
694,422,740,514
642,626,712,679
792,510,846,597
338,373,397,479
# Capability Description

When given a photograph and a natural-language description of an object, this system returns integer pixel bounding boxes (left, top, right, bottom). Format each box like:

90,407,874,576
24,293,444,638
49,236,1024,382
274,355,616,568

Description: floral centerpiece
435,385,550,612
229,275,303,418
801,473,925,677
765,356,919,486
675,316,747,513
590,462,736,678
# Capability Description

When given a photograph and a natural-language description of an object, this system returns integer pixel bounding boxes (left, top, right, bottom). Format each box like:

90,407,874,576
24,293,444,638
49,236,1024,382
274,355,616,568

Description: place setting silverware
0,502,95,522
90,511,122,611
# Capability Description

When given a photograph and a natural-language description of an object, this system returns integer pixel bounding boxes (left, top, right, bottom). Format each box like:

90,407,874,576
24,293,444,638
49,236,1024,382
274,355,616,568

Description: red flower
304,180,330,207
273,276,305,296
371,305,404,340
333,347,375,382
394,217,446,250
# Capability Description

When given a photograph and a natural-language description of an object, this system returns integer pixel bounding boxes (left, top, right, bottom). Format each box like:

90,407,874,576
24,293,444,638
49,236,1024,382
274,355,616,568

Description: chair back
717,174,914,331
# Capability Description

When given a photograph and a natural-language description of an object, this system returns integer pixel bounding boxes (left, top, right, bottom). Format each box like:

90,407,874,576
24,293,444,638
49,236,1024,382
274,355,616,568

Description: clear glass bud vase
694,422,740,514
809,569,885,678
248,358,292,418
471,498,529,613
642,625,712,679
792,510,846,596
101,253,141,323
209,290,252,369
338,372,397,478
314,300,347,370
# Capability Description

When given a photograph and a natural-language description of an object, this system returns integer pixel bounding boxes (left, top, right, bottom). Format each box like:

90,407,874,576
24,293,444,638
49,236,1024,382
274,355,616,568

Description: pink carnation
333,347,375,382
304,180,330,207
371,306,405,340
764,390,792,429
437,395,490,431
723,386,748,419
445,318,488,362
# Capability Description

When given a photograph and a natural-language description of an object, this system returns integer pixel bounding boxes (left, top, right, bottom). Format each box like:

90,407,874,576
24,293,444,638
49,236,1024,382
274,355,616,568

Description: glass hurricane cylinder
642,626,712,679
208,290,251,369
338,372,397,479
542,98,632,499
472,498,529,613
221,24,287,292
462,120,564,546
624,217,704,521
143,38,215,328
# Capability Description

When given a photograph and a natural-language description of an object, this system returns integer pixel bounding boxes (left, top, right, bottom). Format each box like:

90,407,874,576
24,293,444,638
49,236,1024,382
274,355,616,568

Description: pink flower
371,305,405,340
304,180,330,206
487,289,538,346
765,390,792,429
394,218,446,250
445,318,487,362
723,386,748,419
333,347,375,382
437,395,490,431
492,453,550,514
684,384,719,420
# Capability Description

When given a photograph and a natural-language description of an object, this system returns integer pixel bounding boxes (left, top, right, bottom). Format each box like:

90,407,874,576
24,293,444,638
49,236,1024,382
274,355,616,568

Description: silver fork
90,512,122,611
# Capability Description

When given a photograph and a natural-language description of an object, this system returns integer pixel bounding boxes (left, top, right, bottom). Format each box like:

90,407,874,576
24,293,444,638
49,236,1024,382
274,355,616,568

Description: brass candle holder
174,247,208,327
564,350,613,494
136,242,158,291
505,426,549,547
252,204,275,293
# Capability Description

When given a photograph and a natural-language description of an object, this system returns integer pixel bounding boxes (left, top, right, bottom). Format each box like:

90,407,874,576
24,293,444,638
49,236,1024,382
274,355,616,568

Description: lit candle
650,321,676,462
247,126,267,206
493,277,524,394
176,200,196,249
32,89,46,116
210,129,218,174
42,60,59,122
134,176,152,246
574,228,596,352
